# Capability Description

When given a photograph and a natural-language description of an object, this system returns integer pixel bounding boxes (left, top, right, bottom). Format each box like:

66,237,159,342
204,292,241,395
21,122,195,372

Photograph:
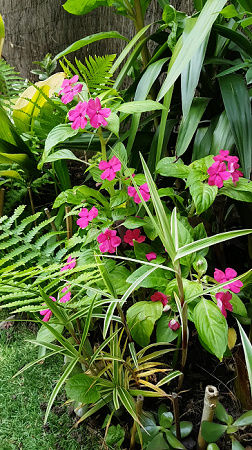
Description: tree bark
0,0,193,78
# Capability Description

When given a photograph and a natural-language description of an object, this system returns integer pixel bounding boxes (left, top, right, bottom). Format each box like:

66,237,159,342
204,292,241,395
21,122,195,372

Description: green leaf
189,182,218,214
166,278,203,304
220,4,239,18
127,265,173,289
207,444,220,450
127,301,163,347
233,410,252,427
220,178,252,203
54,31,127,60
37,323,64,344
39,124,78,169
201,421,227,442
236,321,252,395
110,190,128,208
176,98,209,157
215,402,230,424
194,299,228,359
160,411,173,428
44,149,84,164
175,229,252,261
165,429,185,449
219,74,252,178
111,142,127,165
146,433,170,450
106,424,125,448
213,25,252,57
106,112,119,137
117,100,166,114
230,294,247,317
138,412,159,444
65,373,100,404
170,421,193,439
156,370,182,387
157,0,228,100
156,157,189,178
156,314,180,343
231,440,245,450
181,18,209,118
63,0,108,15
209,111,234,157
236,0,252,12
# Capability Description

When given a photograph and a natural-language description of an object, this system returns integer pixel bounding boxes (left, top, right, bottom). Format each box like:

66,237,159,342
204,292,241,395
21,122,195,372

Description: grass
0,314,101,450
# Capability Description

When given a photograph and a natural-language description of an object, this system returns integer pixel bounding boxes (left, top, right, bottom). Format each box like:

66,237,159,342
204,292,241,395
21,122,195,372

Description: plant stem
98,127,107,161
0,188,4,217
133,0,150,68
28,186,36,224
65,206,73,240
130,395,144,449
171,392,181,441
44,208,61,241
174,262,188,389
197,385,219,450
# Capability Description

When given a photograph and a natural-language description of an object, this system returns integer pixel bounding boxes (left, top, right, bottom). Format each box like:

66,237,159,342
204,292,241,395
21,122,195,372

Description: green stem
98,127,107,161
133,0,150,67
174,262,188,389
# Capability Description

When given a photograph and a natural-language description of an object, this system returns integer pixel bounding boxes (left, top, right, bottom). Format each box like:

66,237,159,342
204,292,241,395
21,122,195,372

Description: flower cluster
68,98,111,130
128,183,150,204
77,206,98,229
124,229,145,246
59,75,83,104
99,156,121,181
214,267,243,318
207,150,243,188
97,229,121,253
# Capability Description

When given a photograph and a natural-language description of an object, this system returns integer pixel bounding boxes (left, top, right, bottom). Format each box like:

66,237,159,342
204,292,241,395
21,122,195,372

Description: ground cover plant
0,0,252,448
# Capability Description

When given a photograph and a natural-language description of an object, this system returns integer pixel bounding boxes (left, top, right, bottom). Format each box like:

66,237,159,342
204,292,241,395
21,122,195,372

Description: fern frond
0,59,26,109
0,205,26,230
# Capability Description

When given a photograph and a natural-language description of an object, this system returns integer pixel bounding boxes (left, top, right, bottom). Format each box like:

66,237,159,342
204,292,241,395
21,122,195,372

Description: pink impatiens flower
128,183,150,204
214,268,243,293
227,156,243,185
215,291,233,318
76,206,98,229
61,255,76,272
40,296,56,322
213,150,230,162
87,98,111,128
151,292,168,307
99,156,121,181
68,101,88,130
168,319,180,331
124,229,146,246
59,75,83,104
207,161,231,188
97,229,121,253
60,286,71,303
146,252,157,262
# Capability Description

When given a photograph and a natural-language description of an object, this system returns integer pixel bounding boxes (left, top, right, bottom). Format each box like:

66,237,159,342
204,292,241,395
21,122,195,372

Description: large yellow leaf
0,14,5,58
13,72,65,133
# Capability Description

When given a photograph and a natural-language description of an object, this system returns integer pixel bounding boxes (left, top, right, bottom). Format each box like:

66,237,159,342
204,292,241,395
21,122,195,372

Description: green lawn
0,316,101,450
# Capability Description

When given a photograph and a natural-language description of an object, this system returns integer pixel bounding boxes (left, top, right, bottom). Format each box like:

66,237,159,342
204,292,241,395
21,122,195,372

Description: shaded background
0,0,194,78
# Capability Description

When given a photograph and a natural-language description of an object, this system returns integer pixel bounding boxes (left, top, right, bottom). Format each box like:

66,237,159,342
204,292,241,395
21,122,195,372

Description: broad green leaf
127,265,173,289
232,441,245,450
127,301,163,347
54,31,127,60
170,421,193,439
220,4,239,18
106,112,119,137
236,0,252,12
165,429,185,449
189,182,218,214
176,98,209,157
233,409,252,427
175,229,252,261
213,25,252,57
0,169,22,179
157,0,228,100
210,111,234,156
220,178,252,203
63,0,108,14
181,18,209,118
194,299,228,359
37,323,64,344
106,425,125,448
117,100,166,114
166,278,203,304
44,149,84,164
207,445,220,450
230,294,247,317
147,433,170,450
39,124,78,169
138,412,159,444
156,157,189,178
160,412,173,428
201,421,227,442
65,373,100,404
215,402,230,424
44,357,79,423
219,74,252,178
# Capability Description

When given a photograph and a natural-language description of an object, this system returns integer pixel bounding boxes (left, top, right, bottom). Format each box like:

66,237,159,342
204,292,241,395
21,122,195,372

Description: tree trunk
0,0,193,78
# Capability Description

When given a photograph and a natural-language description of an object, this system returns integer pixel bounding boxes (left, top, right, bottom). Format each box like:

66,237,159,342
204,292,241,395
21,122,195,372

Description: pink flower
227,157,243,185
146,252,157,262
214,268,243,293
168,319,180,331
128,183,150,204
60,286,71,303
151,292,168,307
61,255,76,272
99,156,121,181
59,75,83,104
124,229,146,246
213,150,230,162
87,98,111,128
68,101,88,130
207,161,231,188
215,291,233,318
97,229,121,253
76,206,98,229
40,296,56,322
